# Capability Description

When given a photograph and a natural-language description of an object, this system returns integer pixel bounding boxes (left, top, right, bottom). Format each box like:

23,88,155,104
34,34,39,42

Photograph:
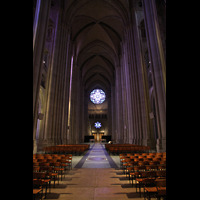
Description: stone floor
36,143,157,200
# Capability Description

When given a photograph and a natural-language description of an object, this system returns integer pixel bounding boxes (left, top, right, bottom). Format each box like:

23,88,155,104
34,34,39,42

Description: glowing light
94,122,101,128
90,89,106,104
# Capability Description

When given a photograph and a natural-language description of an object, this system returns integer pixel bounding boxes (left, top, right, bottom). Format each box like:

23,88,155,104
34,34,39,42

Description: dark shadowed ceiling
64,0,129,95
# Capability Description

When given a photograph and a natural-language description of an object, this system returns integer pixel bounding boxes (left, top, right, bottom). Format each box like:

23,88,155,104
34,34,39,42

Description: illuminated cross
94,122,101,128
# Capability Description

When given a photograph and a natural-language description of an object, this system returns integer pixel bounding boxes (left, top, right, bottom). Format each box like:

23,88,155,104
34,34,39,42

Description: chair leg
49,180,51,193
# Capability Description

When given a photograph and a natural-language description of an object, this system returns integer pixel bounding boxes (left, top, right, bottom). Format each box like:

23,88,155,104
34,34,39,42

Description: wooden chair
156,178,166,198
156,153,163,156
126,146,131,153
144,179,166,200
146,165,158,171
130,147,135,152
118,147,123,153
129,165,146,187
129,155,138,160
65,155,72,170
80,147,86,155
158,164,166,170
121,147,127,153
113,147,118,154
50,162,65,181
72,147,77,155
149,161,160,165
120,156,129,169
33,166,40,172
119,153,127,158
148,153,156,156
39,162,50,167
127,166,134,179
160,160,166,165
36,154,44,159
44,166,59,188
143,157,153,161
33,172,51,198
152,157,162,161
136,171,156,197
157,188,166,200
43,154,52,159
33,188,42,200
121,157,130,172
33,162,40,166
37,158,47,163
33,180,44,200
156,170,166,179
127,153,134,157
47,159,57,164
134,158,143,162
139,155,147,159
134,153,142,156
57,159,69,176
138,161,149,166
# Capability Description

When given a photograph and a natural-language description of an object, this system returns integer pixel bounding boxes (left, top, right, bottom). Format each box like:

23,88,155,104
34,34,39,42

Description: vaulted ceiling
64,0,130,94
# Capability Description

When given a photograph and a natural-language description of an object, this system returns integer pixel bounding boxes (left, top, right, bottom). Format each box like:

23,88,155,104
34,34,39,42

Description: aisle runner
74,143,118,168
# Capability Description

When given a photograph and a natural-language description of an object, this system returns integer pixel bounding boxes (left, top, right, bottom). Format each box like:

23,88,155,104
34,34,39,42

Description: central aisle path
45,168,148,200
44,143,156,200
74,142,118,168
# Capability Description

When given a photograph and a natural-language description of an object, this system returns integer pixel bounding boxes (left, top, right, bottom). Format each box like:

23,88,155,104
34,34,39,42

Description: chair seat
158,187,166,190
60,163,68,167
145,187,157,192
47,172,58,176
136,178,143,182
42,179,51,183
54,167,64,171
130,171,142,176
33,189,42,195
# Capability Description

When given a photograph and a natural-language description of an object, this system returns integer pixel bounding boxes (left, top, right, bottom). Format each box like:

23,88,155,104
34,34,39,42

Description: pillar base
33,139,37,153
156,138,166,152
142,138,156,151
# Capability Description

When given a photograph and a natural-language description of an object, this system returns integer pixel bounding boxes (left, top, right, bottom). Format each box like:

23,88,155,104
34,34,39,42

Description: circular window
90,89,106,104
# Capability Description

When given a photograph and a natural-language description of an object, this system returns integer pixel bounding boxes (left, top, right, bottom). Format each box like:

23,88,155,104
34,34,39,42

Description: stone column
69,64,80,144
142,0,166,151
60,31,71,145
121,39,134,145
42,7,72,147
33,0,51,153
134,8,156,150
111,85,116,143
115,66,123,143
123,25,141,145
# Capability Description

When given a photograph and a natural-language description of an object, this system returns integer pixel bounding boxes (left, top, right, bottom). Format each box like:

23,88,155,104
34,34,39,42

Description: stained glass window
90,89,106,104
94,122,101,128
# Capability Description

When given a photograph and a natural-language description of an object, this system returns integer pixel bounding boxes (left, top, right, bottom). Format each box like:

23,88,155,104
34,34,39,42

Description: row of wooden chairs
43,144,89,155
115,156,166,199
120,152,166,156
145,179,166,200
119,153,166,169
33,153,73,158
33,154,72,170
33,154,72,199
107,146,151,154
119,152,166,199
134,171,166,197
